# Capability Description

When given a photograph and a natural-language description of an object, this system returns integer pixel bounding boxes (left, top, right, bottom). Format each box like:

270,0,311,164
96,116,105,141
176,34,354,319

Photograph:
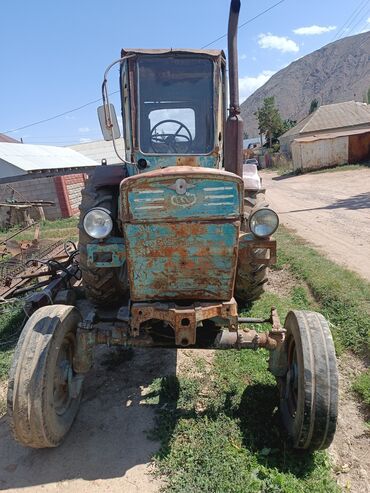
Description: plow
0,225,80,309
6,0,338,453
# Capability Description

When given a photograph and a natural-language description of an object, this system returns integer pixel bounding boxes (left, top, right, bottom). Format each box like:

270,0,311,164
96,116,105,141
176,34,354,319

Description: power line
345,7,370,36
2,0,287,136
332,0,370,40
1,91,119,135
201,0,286,48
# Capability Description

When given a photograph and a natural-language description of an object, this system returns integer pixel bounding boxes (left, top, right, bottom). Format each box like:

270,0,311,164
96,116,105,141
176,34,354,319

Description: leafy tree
309,98,319,114
243,131,249,140
282,118,296,133
254,96,284,148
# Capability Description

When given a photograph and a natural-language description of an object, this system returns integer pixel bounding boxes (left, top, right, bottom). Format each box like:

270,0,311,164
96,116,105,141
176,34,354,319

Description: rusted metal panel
348,131,370,163
131,299,238,346
124,221,240,302
132,153,220,172
120,166,243,223
86,237,125,268
237,233,276,266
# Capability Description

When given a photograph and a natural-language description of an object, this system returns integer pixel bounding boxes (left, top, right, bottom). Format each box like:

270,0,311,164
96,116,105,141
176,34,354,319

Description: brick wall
0,172,88,226
54,174,87,217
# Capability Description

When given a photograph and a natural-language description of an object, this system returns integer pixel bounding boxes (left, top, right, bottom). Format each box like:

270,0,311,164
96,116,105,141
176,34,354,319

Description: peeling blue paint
124,222,239,301
126,178,240,221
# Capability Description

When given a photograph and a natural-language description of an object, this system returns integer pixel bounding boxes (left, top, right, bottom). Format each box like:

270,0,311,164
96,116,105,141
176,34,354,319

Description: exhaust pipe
224,0,243,177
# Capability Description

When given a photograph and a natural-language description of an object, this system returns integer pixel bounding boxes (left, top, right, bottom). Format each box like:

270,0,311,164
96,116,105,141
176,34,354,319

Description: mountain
240,31,370,137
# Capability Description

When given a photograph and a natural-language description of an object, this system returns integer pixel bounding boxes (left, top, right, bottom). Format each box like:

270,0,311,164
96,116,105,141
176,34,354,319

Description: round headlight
83,208,113,239
249,208,279,238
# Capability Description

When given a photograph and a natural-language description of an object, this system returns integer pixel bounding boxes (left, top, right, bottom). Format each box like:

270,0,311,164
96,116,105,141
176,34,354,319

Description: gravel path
262,168,370,282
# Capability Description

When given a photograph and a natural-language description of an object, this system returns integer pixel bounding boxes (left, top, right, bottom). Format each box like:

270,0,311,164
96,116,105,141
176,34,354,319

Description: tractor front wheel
276,310,338,450
7,305,83,448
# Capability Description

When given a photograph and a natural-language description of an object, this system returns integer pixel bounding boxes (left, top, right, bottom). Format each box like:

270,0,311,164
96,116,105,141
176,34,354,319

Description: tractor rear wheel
276,310,338,450
8,305,83,448
78,178,128,306
235,189,269,304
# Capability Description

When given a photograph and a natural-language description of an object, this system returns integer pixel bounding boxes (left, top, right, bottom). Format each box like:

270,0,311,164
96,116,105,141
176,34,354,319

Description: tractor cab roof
121,48,225,61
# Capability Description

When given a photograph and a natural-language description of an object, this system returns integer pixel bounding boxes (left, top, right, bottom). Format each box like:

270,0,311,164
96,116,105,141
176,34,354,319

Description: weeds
353,370,370,408
149,286,339,492
276,226,370,355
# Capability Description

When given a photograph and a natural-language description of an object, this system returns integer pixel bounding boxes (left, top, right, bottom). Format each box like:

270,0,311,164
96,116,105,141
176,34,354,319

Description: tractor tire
8,305,83,448
235,189,269,304
78,178,128,306
276,310,338,450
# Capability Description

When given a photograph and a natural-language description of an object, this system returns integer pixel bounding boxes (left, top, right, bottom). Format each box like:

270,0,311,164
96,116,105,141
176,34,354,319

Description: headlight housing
83,208,113,239
249,208,279,238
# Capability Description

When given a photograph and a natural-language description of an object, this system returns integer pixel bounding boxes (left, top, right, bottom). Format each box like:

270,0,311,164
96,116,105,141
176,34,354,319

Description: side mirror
97,104,121,141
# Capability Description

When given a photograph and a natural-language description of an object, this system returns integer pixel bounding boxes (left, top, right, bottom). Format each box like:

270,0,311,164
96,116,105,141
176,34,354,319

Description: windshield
137,56,214,155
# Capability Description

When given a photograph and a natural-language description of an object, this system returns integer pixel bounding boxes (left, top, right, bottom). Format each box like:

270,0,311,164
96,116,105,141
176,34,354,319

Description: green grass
0,217,79,242
148,227,370,491
0,304,25,380
353,370,370,408
310,163,370,174
266,161,370,177
148,287,339,492
276,226,370,355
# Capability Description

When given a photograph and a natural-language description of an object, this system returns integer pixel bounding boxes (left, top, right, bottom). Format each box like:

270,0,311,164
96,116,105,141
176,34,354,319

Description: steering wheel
150,119,193,153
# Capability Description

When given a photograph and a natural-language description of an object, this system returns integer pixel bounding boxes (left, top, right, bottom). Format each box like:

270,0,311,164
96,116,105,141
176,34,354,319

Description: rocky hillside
241,31,370,137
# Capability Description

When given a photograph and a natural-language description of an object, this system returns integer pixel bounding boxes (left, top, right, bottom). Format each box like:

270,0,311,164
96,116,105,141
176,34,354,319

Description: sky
1,0,369,146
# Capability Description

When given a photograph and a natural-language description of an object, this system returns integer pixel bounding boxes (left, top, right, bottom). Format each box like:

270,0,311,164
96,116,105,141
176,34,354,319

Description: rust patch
176,156,199,166
131,299,238,346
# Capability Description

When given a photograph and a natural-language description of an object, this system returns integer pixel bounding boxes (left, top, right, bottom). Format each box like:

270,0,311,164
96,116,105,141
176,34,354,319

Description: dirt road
0,347,169,492
262,168,370,282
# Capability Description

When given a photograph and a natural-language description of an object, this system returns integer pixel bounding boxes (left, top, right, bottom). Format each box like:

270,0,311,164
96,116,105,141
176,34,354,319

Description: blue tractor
8,0,338,451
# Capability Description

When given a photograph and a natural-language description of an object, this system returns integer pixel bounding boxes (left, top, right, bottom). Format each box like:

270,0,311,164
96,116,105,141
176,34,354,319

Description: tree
282,118,296,133
254,96,284,148
243,131,249,140
309,98,319,114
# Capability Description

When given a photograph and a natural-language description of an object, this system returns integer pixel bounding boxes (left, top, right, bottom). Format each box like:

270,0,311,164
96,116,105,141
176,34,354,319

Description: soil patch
329,353,370,493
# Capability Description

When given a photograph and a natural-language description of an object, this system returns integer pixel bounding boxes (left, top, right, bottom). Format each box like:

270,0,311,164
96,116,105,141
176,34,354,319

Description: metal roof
294,127,370,143
68,139,123,165
0,143,97,171
121,48,225,59
281,101,370,138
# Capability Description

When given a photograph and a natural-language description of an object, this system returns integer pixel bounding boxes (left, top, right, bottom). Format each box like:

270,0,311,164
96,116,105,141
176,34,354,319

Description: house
280,101,370,156
0,143,97,220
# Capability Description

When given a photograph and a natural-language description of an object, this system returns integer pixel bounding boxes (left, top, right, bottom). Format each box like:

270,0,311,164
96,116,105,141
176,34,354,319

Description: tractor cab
99,49,226,174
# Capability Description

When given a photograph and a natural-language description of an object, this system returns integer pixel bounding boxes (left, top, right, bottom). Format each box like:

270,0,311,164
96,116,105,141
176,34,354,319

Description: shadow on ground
279,192,370,214
0,347,177,490
149,375,317,481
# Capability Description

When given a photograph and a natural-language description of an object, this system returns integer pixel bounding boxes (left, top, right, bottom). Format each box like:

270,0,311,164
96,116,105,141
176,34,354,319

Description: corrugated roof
302,101,370,133
294,127,370,143
68,139,123,165
0,133,21,143
0,143,97,171
280,101,370,138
